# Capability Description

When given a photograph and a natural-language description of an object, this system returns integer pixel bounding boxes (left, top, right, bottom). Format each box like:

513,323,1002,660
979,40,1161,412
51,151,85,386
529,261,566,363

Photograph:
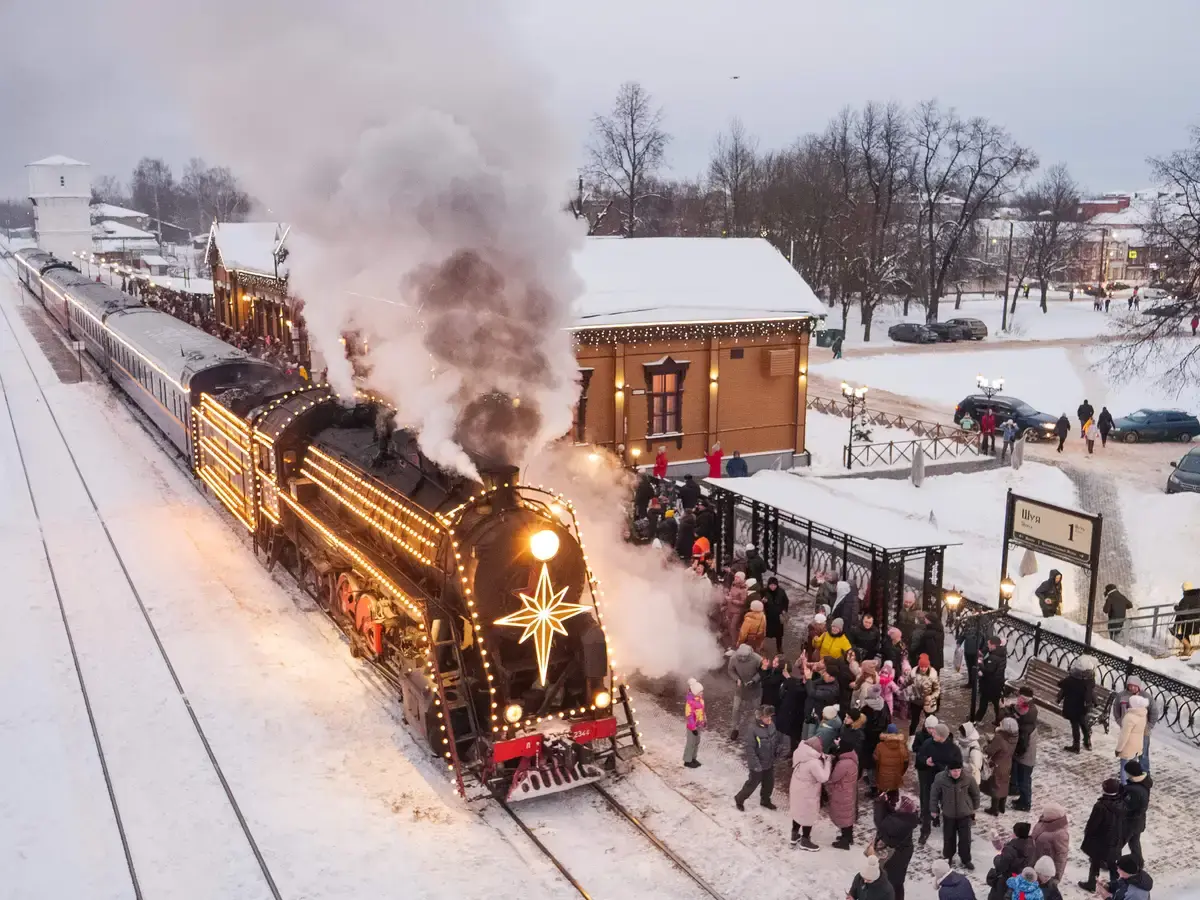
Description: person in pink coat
789,736,832,851
879,660,901,715
827,747,861,850
683,679,706,768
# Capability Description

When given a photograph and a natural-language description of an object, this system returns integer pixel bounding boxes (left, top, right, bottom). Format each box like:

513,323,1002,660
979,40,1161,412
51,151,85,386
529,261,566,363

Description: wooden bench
1006,658,1116,734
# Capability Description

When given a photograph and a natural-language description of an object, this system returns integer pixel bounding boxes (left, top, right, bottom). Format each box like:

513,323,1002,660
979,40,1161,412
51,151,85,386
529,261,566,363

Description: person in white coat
1116,694,1149,784
789,736,832,851
956,722,984,786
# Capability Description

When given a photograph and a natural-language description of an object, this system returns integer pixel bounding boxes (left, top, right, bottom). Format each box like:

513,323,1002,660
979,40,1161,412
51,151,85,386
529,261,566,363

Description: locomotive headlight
529,529,560,561
504,703,524,724
593,690,612,710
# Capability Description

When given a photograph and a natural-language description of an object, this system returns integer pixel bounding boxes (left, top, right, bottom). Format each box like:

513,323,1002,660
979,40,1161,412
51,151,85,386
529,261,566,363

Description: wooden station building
570,237,824,475
206,221,310,366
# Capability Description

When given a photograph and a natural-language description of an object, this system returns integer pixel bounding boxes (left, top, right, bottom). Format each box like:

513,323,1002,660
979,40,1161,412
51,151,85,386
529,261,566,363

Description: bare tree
1145,127,1200,298
0,198,34,232
181,158,251,232
90,174,129,207
567,174,614,235
911,101,1037,322
131,157,179,237
1021,164,1083,312
708,117,760,236
587,82,670,237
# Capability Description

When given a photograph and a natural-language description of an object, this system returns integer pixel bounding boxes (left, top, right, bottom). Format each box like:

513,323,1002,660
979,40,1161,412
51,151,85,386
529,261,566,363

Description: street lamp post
841,381,868,470
976,375,1004,400
999,575,1015,612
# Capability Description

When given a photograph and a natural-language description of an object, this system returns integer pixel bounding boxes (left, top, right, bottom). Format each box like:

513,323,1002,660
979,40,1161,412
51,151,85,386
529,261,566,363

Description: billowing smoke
145,0,584,474
524,445,723,680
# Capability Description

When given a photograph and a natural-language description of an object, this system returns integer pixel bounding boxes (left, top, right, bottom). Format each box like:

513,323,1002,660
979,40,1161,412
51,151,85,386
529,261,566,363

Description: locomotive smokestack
479,465,520,510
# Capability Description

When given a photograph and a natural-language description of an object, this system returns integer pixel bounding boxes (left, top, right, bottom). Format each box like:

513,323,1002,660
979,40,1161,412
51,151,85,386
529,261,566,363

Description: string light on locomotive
494,563,590,687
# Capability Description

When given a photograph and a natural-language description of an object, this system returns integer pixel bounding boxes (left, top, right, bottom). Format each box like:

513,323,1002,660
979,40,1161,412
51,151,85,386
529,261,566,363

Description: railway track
0,267,284,900
494,784,729,900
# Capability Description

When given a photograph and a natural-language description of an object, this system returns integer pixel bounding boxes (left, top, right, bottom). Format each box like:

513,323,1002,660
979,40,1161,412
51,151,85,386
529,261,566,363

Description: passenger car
953,394,1059,441
944,317,988,340
1110,409,1200,443
888,323,939,344
1167,448,1200,494
925,322,971,342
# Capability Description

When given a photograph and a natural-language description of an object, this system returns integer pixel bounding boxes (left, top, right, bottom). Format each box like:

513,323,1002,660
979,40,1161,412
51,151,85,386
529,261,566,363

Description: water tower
27,155,92,262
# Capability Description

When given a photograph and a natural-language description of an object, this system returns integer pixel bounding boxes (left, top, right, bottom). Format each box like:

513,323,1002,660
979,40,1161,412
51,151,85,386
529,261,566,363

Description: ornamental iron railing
956,599,1200,748
808,395,966,441
844,434,983,469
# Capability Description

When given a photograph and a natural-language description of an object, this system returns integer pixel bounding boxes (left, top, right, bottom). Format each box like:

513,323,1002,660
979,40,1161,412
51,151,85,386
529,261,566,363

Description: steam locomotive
12,247,640,800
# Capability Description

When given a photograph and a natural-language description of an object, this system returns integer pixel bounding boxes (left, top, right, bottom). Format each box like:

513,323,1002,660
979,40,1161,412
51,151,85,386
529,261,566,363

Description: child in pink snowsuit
879,660,900,716
683,679,706,767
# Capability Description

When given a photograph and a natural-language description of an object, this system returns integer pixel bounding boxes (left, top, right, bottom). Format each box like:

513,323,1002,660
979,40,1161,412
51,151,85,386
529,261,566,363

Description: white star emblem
494,563,590,686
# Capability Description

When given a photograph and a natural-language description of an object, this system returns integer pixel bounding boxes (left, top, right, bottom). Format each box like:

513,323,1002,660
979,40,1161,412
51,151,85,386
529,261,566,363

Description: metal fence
845,434,983,468
1118,603,1192,658
808,395,968,441
958,599,1200,748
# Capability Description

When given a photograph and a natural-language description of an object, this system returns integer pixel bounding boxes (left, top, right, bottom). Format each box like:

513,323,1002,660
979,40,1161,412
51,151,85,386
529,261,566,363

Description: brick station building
569,237,824,475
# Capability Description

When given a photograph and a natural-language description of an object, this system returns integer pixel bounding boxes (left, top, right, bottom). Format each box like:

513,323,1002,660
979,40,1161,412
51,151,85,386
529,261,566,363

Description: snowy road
0,271,576,898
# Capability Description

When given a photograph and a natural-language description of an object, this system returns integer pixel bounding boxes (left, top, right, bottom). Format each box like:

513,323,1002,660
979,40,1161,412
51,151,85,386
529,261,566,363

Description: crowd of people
680,574,1160,900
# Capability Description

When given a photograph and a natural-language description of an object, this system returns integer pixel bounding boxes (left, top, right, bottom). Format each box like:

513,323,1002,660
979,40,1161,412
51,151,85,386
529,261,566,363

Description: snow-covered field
814,346,1089,418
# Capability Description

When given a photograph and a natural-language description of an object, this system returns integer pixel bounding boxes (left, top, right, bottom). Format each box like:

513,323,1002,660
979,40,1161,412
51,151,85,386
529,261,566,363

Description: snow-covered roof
705,470,960,551
570,237,824,329
28,155,88,167
138,254,170,267
91,202,146,219
94,220,156,240
208,221,288,279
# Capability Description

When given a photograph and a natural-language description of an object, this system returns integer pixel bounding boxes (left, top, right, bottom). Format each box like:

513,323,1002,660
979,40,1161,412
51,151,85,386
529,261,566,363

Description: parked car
888,323,939,344
1110,409,1200,443
953,394,1059,441
925,322,970,342
1167,448,1200,494
944,317,988,340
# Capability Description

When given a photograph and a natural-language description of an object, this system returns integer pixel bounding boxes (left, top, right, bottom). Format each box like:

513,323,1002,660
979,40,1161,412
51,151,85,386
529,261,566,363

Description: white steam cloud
157,0,584,473
524,445,723,680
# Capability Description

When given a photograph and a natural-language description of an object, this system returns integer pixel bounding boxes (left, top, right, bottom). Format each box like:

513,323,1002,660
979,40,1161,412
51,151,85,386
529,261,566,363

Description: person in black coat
678,474,701,510
803,669,840,739
912,612,945,671
760,656,786,710
1103,585,1133,641
987,822,1035,900
693,501,715,543
744,545,767,585
656,510,678,547
633,474,654,518
975,637,1008,723
762,577,790,655
1054,414,1070,452
1120,762,1152,870
849,612,882,661
673,512,696,562
1077,399,1095,437
775,668,808,753
1057,657,1097,752
1036,569,1063,618
875,791,919,900
956,617,992,718
1097,407,1115,447
1079,778,1126,891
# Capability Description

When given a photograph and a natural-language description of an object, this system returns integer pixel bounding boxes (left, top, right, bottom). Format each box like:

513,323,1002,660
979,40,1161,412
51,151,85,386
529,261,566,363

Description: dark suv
888,323,939,344
925,322,971,342
953,394,1059,441
1167,448,1200,493
944,317,988,340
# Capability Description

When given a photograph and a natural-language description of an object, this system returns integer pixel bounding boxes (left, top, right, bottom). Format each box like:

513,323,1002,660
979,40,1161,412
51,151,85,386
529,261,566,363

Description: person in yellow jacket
814,617,852,660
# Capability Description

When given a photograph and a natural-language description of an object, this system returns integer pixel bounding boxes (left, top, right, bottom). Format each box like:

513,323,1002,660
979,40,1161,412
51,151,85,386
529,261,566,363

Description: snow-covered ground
824,294,1127,348
814,346,1089,419
803,409,924,474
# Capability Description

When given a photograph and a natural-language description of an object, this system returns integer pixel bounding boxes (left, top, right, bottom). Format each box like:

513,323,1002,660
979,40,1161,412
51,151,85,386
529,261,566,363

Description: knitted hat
999,717,1019,734
1021,867,1038,883
750,599,764,612
886,724,899,734
924,715,940,730
933,724,951,740
831,617,844,630
814,613,827,624
931,858,951,882
745,543,756,553
822,705,840,721
1034,856,1057,881
1013,822,1032,839
1123,760,1144,778
745,578,758,590
888,626,902,640
688,678,703,695
1117,854,1140,875
918,653,931,667
1102,778,1120,796
860,855,880,881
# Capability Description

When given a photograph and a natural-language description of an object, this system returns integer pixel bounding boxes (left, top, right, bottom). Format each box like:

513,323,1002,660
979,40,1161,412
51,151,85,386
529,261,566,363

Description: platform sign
1010,496,1094,568
999,490,1103,645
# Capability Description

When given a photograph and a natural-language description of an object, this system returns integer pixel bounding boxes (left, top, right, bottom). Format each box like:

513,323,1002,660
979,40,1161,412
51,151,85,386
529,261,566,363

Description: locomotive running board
506,759,605,802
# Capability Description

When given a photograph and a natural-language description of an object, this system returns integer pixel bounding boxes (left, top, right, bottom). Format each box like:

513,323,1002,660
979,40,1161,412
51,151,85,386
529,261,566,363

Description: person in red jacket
653,444,668,478
980,408,997,456
705,442,724,478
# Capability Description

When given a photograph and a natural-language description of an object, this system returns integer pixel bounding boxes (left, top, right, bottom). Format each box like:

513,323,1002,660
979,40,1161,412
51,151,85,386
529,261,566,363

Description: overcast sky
2,0,1198,200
